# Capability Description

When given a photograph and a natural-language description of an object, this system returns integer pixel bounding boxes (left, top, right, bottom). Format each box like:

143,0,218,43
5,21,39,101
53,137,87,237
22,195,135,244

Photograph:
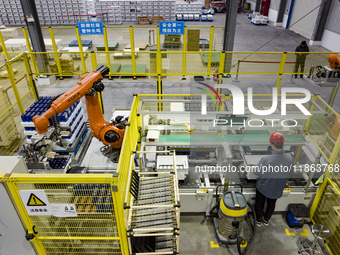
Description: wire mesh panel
8,175,126,255
307,97,340,163
212,27,224,51
186,52,208,74
106,27,131,51
0,57,35,156
163,52,183,75
40,239,122,255
312,181,340,255
133,27,158,50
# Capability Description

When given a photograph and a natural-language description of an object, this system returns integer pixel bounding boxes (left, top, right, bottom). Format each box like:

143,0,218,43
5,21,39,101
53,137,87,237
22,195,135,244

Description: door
289,0,321,39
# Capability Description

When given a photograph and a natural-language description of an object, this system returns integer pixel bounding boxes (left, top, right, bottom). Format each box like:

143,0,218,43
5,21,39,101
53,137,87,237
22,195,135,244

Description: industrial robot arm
329,54,340,68
33,65,125,149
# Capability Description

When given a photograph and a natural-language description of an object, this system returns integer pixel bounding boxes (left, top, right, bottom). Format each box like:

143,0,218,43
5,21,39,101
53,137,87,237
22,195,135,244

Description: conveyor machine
136,92,337,214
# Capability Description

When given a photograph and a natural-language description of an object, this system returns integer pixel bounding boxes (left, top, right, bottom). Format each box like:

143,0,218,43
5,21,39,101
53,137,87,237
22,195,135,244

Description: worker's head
269,132,285,151
301,41,307,47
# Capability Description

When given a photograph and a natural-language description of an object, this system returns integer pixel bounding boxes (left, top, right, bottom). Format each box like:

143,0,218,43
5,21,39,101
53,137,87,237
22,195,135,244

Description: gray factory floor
34,13,336,255
179,214,329,255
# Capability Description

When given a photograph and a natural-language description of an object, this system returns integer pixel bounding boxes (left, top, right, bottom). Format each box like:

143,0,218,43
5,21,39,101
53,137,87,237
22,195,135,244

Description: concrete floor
33,12,337,255
179,214,326,255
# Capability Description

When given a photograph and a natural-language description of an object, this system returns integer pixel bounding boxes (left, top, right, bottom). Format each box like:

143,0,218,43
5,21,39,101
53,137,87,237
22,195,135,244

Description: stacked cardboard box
164,35,181,48
187,29,200,51
50,54,79,74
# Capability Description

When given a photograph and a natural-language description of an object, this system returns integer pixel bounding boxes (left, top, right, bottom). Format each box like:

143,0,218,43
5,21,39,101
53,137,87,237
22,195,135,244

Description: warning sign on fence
19,190,52,216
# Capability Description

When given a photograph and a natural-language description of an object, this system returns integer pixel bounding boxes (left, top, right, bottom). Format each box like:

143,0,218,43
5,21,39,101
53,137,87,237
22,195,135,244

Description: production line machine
307,54,340,87
16,65,336,216
136,92,332,214
2,64,340,254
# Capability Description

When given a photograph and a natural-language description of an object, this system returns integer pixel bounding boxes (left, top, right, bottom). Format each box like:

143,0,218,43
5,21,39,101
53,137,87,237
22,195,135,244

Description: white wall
321,29,340,52
268,8,278,22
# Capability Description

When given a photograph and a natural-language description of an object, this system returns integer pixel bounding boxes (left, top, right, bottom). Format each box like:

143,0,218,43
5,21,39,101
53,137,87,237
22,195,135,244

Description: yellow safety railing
117,95,141,203
3,173,129,255
306,96,340,255
0,26,337,81
0,53,38,156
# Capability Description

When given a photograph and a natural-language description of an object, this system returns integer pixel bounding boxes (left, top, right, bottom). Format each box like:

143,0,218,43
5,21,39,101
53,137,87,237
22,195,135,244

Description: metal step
132,216,176,225
134,197,174,206
132,219,176,229
132,210,176,219
140,176,173,184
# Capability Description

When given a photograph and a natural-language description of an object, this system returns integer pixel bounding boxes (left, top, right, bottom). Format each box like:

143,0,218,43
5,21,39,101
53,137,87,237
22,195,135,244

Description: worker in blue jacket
295,41,310,78
254,132,293,227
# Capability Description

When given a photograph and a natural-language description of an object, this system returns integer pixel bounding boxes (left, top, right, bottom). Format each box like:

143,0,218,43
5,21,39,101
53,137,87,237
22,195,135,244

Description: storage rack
0,0,179,26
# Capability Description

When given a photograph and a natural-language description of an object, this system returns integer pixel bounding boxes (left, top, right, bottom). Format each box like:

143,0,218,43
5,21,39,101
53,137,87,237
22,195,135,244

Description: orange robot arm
33,65,125,148
329,54,340,68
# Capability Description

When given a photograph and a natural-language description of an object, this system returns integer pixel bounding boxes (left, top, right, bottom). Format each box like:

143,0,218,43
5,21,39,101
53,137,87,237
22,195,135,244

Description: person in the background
254,132,293,227
295,41,310,78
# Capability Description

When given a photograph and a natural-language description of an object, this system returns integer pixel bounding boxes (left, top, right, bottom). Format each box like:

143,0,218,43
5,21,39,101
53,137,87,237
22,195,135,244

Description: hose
236,201,257,255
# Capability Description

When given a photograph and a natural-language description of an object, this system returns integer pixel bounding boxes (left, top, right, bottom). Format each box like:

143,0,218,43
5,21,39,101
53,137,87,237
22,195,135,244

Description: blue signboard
77,21,104,35
159,21,185,35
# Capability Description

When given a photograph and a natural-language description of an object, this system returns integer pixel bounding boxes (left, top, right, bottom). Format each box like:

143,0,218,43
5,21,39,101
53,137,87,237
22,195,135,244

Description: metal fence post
90,51,104,114
233,60,241,82
103,26,112,79
49,27,62,79
182,26,187,80
0,30,9,61
129,26,137,80
207,26,214,79
23,54,39,101
5,62,24,114
23,27,38,76
76,27,86,74
275,52,287,92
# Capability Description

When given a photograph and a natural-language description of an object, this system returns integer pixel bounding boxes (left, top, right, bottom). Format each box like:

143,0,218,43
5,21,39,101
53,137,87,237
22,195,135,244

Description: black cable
236,201,257,255
233,0,330,67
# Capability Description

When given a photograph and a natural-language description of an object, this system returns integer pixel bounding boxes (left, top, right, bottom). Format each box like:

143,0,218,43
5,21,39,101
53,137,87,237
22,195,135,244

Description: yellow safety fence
117,95,141,203
0,53,38,156
0,26,338,80
309,97,340,255
3,173,129,255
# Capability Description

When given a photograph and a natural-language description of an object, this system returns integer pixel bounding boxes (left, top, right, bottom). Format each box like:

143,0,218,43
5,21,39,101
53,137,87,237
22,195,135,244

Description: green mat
120,64,147,74
98,63,121,73
96,41,119,51
201,52,221,65
157,134,306,143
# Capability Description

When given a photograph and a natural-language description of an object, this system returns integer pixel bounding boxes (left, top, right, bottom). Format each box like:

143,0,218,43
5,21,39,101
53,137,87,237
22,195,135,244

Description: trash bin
286,204,310,228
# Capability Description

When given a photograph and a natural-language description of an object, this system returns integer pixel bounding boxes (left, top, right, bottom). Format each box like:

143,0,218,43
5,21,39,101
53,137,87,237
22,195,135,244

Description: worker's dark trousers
255,189,277,222
294,59,305,76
